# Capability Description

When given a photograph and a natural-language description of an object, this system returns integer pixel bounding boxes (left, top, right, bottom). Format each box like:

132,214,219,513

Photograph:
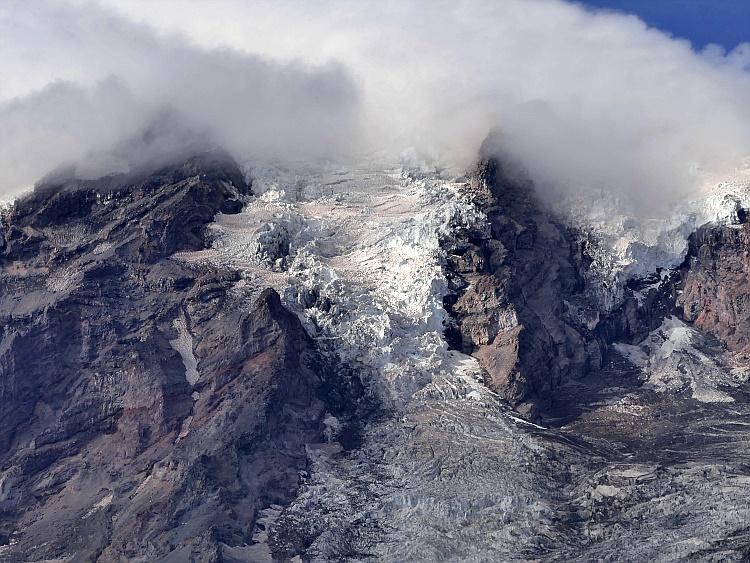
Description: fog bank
1,0,749,208
0,1,358,194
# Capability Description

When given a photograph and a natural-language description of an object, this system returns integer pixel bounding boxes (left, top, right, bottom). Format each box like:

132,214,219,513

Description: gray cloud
1,0,749,210
0,1,359,195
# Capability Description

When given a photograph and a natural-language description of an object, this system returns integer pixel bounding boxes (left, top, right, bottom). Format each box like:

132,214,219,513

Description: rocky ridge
0,150,353,562
1,147,750,561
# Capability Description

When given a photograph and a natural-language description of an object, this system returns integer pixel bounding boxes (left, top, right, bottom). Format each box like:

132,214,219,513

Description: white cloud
0,0,359,194
1,0,748,209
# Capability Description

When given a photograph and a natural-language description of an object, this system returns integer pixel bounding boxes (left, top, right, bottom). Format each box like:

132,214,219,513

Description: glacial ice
559,172,750,310
191,154,493,407
169,310,200,386
175,152,750,561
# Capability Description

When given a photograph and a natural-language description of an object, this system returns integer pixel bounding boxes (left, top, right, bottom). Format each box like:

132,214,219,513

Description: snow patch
169,311,199,386
83,492,114,519
616,317,744,403
46,266,83,293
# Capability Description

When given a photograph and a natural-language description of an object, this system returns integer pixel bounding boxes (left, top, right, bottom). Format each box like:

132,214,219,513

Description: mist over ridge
1,0,749,210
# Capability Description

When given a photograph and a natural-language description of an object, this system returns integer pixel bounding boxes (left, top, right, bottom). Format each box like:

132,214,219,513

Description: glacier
168,151,750,561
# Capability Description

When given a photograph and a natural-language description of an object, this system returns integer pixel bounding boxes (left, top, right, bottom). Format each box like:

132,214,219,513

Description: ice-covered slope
173,153,750,561
561,172,750,311
179,155,491,406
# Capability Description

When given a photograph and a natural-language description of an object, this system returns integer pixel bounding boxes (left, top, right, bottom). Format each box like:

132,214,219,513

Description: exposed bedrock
677,219,750,363
0,151,357,562
443,151,687,418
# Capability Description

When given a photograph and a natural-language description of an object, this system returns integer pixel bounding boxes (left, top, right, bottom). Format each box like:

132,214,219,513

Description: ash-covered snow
615,316,748,403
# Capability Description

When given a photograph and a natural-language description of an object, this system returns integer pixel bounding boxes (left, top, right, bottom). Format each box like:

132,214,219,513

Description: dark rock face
677,221,750,363
443,155,602,416
443,152,682,418
0,151,333,561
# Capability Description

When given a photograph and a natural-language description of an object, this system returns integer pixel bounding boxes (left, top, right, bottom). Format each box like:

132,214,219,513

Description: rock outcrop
442,154,599,416
677,219,750,363
0,151,337,562
444,148,681,418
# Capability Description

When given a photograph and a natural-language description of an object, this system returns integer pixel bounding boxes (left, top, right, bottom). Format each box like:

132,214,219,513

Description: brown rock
677,221,750,362
0,152,340,561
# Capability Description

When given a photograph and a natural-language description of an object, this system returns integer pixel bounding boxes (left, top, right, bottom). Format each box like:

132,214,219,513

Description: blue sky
575,0,750,52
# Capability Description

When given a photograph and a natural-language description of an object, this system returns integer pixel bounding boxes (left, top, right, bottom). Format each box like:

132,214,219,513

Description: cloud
0,0,359,195
1,0,749,210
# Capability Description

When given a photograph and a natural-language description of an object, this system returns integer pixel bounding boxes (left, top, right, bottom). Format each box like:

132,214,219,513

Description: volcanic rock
0,150,337,562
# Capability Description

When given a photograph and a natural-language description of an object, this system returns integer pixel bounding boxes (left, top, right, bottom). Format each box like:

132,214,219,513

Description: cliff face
2,148,750,562
677,219,750,363
443,156,598,416
443,155,675,418
0,151,335,562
